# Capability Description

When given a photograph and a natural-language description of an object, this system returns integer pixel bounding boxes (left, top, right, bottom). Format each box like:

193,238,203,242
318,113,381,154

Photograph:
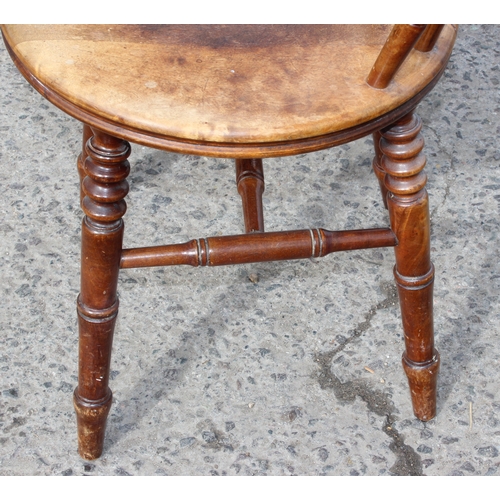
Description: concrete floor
0,25,499,476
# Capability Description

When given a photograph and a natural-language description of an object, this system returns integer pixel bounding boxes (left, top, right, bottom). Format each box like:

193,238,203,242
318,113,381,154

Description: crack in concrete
313,282,424,475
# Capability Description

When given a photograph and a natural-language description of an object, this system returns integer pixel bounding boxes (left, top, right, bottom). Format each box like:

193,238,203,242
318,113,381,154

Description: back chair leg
235,158,265,233
73,129,131,459
381,111,439,421
372,132,387,208
372,131,389,209
77,124,93,207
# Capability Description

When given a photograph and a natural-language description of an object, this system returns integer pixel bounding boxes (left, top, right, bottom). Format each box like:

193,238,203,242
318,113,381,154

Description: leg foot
402,351,440,421
74,389,112,460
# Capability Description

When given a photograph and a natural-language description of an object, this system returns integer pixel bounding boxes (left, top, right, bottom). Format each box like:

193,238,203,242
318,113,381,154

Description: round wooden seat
2,24,456,156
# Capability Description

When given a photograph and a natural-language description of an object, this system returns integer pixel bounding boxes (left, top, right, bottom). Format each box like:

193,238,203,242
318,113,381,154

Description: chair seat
3,24,456,146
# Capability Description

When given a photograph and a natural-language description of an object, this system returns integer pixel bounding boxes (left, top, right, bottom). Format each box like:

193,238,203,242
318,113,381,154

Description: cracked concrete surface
313,282,425,476
1,25,500,475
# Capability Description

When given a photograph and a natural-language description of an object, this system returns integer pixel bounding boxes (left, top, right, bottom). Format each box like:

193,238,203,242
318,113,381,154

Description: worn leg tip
402,350,440,422
74,388,112,460
79,448,103,461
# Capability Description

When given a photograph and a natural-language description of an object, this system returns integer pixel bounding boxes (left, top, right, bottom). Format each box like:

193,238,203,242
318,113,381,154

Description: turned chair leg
77,124,93,207
235,158,265,233
73,129,130,459
372,131,389,209
381,111,439,421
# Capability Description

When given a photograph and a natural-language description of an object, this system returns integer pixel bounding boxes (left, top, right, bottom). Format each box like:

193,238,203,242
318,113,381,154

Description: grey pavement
0,25,499,476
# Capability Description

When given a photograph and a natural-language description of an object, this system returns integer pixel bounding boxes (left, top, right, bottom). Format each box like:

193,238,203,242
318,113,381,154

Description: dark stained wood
235,158,265,232
73,129,130,460
77,124,93,206
0,24,458,459
120,228,397,269
371,131,388,209
415,25,445,52
367,24,426,89
381,112,439,421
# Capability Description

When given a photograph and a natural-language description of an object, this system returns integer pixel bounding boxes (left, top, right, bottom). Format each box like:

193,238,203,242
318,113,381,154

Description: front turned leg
380,112,439,421
73,129,130,459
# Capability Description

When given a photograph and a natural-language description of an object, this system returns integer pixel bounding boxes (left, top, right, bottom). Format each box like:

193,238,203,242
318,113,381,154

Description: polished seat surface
3,24,456,145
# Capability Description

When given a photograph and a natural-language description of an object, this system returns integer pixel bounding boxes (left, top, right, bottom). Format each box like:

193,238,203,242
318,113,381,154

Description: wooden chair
1,24,457,460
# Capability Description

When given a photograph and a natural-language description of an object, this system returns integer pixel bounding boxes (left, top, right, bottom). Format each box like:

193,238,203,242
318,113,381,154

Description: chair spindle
367,24,426,89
